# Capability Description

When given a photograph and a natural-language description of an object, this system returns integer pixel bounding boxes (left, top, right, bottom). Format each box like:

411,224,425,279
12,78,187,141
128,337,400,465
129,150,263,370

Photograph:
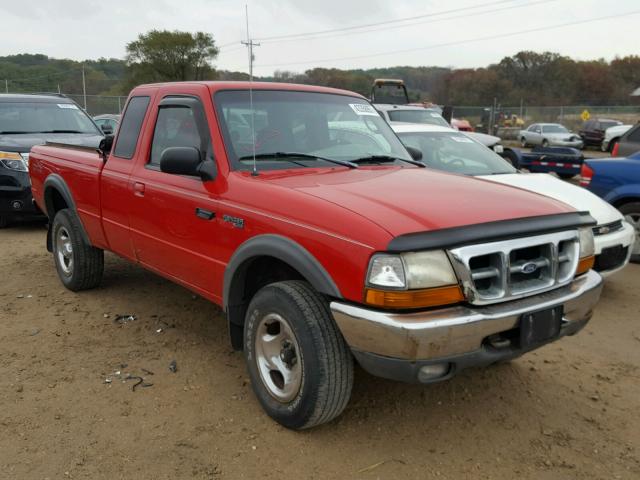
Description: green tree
125,30,219,86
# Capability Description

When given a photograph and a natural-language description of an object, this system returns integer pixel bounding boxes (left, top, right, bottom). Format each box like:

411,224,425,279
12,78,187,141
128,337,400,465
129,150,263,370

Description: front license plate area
519,305,563,349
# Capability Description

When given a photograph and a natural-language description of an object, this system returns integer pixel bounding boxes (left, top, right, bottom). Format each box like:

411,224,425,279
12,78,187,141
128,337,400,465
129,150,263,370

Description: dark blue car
581,152,640,262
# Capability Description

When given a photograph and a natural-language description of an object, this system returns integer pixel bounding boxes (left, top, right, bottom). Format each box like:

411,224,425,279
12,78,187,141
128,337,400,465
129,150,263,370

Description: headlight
366,250,463,308
0,151,28,171
578,227,595,258
576,227,595,275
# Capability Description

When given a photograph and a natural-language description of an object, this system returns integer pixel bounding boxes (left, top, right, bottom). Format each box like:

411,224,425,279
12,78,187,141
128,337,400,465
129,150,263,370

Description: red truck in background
29,81,603,429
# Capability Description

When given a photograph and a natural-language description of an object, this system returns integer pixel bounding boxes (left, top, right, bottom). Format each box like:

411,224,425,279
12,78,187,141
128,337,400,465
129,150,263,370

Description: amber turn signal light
576,255,595,276
365,285,464,309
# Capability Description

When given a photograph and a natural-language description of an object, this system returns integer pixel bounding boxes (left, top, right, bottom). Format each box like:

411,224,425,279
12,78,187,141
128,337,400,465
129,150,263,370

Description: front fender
223,234,342,311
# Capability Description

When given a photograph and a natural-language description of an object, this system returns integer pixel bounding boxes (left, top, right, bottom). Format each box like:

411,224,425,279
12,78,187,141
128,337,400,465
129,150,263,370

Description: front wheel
619,202,640,263
244,280,354,429
542,139,550,148
520,137,527,148
52,209,104,291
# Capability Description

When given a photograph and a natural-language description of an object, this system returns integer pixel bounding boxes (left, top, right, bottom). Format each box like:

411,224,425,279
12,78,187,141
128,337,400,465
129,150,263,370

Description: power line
245,9,640,70
254,0,519,42
258,0,558,45
216,0,523,52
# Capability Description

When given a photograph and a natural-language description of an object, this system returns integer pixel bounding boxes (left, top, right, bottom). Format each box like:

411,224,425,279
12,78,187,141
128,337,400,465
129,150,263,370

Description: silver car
519,123,583,148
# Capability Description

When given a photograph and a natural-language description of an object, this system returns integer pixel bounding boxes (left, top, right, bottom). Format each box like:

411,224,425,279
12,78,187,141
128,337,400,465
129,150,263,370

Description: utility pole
4,79,8,93
241,6,260,81
81,65,87,110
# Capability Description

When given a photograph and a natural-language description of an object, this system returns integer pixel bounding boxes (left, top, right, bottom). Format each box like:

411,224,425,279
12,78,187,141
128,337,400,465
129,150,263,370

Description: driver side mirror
405,146,423,161
159,147,216,181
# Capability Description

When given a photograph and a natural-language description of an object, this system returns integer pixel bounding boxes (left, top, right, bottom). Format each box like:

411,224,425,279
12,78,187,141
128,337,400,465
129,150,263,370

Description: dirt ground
1,223,639,480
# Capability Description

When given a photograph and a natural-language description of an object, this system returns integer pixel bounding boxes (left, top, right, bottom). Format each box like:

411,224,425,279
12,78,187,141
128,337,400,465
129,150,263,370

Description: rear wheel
52,209,104,291
244,280,354,429
542,139,550,148
520,137,528,148
619,202,640,263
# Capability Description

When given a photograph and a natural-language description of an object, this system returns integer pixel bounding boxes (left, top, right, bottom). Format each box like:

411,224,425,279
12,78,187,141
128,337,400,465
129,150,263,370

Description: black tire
0,215,8,229
558,173,575,179
520,137,527,148
51,208,104,291
501,149,520,169
618,202,640,263
244,280,353,430
542,139,549,148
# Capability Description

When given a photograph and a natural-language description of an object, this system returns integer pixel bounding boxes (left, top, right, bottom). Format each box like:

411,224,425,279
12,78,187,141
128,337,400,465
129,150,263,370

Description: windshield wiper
350,155,425,167
38,130,87,134
238,152,358,169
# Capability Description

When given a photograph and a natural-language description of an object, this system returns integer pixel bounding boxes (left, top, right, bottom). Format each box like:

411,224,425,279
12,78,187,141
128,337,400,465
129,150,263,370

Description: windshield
542,125,569,133
215,90,413,170
387,109,450,127
397,131,516,176
0,102,100,134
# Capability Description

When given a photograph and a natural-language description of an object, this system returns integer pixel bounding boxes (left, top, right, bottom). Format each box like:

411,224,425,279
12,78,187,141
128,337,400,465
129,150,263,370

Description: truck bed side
30,144,108,249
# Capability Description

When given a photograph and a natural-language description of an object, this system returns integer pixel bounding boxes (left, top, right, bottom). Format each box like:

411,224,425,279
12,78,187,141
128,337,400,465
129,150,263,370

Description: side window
149,101,211,166
627,126,640,142
528,124,537,132
113,96,150,159
534,126,541,134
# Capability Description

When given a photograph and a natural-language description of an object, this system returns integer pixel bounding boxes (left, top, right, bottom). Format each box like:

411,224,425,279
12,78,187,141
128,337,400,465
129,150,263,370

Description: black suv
0,94,104,227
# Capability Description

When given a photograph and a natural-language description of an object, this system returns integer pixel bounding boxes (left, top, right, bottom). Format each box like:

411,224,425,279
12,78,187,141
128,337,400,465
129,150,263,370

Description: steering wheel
444,158,466,170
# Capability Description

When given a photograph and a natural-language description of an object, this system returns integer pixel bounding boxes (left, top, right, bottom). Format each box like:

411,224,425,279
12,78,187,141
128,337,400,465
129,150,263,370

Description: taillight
612,142,620,157
579,163,594,187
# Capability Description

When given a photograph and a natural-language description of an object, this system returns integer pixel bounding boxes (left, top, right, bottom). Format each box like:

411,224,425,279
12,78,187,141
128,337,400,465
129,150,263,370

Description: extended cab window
113,96,150,159
214,90,412,171
149,98,212,166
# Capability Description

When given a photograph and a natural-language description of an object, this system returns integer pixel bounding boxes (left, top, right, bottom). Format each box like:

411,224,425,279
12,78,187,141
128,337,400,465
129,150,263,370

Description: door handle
195,207,215,220
133,182,145,197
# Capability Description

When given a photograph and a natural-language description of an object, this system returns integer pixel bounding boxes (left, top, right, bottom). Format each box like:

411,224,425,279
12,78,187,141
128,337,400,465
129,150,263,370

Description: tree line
1,30,638,107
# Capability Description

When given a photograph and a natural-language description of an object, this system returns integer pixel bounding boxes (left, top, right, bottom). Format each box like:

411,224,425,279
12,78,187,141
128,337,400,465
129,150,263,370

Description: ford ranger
29,81,603,429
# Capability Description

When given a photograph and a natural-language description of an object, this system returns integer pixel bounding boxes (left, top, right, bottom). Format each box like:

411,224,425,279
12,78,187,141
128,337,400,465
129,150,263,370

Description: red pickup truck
29,81,603,429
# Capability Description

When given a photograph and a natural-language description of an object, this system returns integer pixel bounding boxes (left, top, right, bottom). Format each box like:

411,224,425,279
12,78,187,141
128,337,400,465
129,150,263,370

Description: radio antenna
241,5,260,176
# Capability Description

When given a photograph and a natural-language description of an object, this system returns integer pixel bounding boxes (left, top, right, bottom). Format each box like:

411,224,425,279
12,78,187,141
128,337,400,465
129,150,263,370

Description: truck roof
131,81,366,99
0,93,73,103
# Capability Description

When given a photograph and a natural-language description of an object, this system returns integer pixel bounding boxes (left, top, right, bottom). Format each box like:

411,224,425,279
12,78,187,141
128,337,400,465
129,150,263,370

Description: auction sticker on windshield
57,104,79,109
349,103,378,116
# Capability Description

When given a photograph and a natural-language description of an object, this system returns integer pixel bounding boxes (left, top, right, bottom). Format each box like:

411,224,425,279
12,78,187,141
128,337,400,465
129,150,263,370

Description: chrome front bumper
331,270,603,382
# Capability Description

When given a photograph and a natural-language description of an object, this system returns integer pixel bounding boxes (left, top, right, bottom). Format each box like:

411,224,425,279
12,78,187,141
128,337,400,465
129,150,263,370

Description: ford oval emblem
521,262,538,274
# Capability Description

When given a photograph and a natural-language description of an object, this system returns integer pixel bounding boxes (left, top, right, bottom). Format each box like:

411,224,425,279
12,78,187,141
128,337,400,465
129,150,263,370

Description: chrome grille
448,230,580,305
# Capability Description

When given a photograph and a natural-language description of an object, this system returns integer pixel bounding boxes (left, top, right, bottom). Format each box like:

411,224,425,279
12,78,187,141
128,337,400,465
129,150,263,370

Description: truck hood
264,167,575,238
479,173,622,226
0,133,104,153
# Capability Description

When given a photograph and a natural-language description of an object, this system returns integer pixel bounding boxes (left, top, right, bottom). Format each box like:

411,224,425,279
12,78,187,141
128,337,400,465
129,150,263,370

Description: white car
519,123,583,149
391,122,635,276
602,124,633,152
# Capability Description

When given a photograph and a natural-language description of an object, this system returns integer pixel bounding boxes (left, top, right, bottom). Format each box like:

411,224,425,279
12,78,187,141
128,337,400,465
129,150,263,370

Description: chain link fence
451,105,640,134
63,94,128,116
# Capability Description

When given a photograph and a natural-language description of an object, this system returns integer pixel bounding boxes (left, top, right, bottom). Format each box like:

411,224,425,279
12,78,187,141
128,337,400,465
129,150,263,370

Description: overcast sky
1,0,639,75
